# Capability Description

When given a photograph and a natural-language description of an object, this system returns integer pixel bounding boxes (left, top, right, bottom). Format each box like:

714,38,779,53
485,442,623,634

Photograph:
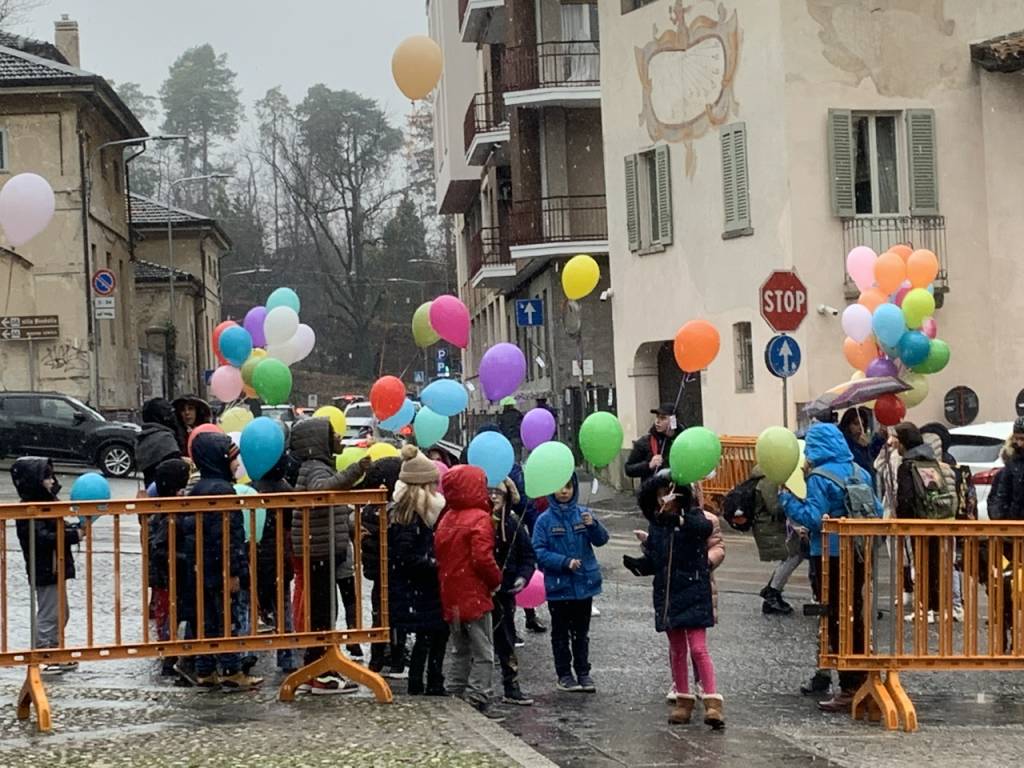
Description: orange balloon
874,251,906,294
674,320,720,373
907,249,939,288
843,337,879,372
890,244,913,264
858,288,888,313
243,385,256,399
392,36,443,100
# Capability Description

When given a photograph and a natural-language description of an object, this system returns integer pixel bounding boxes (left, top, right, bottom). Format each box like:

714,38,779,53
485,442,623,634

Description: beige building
431,0,616,449
0,21,145,413
599,0,1024,447
130,195,229,401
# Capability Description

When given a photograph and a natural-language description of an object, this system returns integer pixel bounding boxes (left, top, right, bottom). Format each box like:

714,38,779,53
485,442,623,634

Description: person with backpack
779,422,882,712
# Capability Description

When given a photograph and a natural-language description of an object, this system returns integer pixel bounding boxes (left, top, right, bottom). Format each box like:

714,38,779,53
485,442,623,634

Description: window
0,128,8,171
720,122,752,238
733,322,754,393
853,114,899,215
624,145,672,252
40,397,77,424
621,0,658,12
113,158,122,193
2,396,37,417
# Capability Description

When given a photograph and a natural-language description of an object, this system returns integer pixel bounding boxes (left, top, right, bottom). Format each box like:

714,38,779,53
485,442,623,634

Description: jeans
447,613,494,707
34,584,68,649
492,592,521,691
770,550,805,592
407,626,448,694
195,586,241,677
549,598,592,679
668,627,716,695
826,556,866,692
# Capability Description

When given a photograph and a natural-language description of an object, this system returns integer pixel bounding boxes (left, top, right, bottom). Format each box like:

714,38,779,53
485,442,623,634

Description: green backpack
907,459,958,520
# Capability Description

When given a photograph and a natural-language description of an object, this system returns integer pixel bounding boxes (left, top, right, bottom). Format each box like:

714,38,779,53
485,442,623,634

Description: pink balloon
428,295,470,348
846,246,878,293
922,317,938,339
515,570,546,610
892,280,912,307
210,365,243,402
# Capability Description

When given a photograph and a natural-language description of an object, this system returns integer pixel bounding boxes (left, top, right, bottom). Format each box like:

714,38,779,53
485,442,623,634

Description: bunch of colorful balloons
209,287,313,406
843,245,950,425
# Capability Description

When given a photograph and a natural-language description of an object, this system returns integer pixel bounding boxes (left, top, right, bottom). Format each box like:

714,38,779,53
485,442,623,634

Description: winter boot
702,694,725,730
668,693,696,724
762,587,794,615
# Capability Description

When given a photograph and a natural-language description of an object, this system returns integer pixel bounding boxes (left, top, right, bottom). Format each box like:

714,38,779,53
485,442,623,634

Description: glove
655,468,673,480
622,554,645,577
510,576,527,594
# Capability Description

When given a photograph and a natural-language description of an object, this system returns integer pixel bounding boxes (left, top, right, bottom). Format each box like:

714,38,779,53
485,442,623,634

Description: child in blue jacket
532,473,609,693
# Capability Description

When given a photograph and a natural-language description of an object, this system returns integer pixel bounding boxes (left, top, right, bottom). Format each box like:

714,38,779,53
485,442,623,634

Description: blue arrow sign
515,299,544,327
765,334,801,379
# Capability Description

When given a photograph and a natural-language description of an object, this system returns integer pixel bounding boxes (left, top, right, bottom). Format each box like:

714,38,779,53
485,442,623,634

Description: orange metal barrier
700,436,756,510
820,518,1024,732
0,489,390,731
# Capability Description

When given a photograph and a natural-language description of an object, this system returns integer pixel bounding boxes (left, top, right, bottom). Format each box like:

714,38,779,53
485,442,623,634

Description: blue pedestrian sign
515,299,544,327
92,269,116,296
765,335,801,379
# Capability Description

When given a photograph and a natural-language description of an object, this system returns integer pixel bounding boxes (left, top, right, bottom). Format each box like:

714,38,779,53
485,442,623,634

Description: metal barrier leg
279,645,393,704
851,671,898,731
884,671,918,733
16,664,51,733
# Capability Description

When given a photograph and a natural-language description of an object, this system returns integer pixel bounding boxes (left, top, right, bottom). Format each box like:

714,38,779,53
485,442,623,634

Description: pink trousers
668,627,716,695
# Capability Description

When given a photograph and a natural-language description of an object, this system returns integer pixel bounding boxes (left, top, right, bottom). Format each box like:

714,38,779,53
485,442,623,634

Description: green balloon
413,406,449,449
911,338,950,375
336,447,367,472
901,289,935,329
756,426,800,484
669,427,722,485
578,411,624,469
252,358,293,406
412,302,440,348
525,441,576,498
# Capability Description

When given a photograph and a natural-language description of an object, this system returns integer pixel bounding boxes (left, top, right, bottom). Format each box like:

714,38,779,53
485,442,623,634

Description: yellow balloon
898,371,930,409
368,442,400,461
785,440,807,500
241,348,268,387
336,447,367,472
392,35,443,100
313,405,347,436
561,254,600,301
220,406,253,434
850,370,865,382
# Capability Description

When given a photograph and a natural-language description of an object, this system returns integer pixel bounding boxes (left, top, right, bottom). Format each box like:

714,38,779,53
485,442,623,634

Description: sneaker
502,687,535,706
56,662,79,673
666,685,678,703
296,682,312,693
196,673,220,689
220,671,264,692
577,674,596,693
557,675,582,692
953,605,965,623
257,618,275,634
525,617,547,634
41,663,67,676
311,674,358,695
928,610,937,625
591,605,601,617
347,644,364,658
472,702,506,722
514,635,525,648
383,668,408,680
818,690,854,713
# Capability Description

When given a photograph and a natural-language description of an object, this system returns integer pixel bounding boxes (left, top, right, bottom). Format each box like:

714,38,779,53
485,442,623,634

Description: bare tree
0,0,47,30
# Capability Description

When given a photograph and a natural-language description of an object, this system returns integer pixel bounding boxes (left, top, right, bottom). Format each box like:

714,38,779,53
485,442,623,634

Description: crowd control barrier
0,489,390,732
820,517,1024,732
700,436,757,510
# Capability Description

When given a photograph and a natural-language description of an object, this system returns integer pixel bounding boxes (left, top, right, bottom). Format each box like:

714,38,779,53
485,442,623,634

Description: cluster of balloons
412,294,471,350
843,245,950,425
210,288,313,406
0,173,56,247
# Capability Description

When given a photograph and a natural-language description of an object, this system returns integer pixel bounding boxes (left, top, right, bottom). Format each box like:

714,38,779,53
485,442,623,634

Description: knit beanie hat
399,443,440,485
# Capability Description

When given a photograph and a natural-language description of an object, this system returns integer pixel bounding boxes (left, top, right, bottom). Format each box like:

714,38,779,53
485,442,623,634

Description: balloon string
398,351,422,381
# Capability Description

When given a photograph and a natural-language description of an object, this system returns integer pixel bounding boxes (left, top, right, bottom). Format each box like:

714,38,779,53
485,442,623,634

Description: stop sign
760,271,808,333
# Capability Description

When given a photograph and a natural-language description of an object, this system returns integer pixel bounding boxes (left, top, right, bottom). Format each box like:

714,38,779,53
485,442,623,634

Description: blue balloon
872,303,906,348
899,331,931,367
70,472,110,502
421,379,468,417
239,416,285,481
380,399,416,432
414,407,449,449
219,325,253,368
467,431,515,487
266,287,301,314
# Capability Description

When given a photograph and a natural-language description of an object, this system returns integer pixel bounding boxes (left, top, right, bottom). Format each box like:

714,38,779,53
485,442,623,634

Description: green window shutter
654,143,673,245
624,154,640,251
721,122,752,236
906,109,939,215
827,109,855,217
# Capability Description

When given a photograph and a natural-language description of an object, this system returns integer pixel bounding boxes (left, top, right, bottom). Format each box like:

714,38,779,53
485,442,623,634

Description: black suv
0,392,139,477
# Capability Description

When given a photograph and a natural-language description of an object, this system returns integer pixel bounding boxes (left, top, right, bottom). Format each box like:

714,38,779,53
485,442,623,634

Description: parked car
342,401,375,447
0,391,140,477
949,421,1013,520
261,405,302,425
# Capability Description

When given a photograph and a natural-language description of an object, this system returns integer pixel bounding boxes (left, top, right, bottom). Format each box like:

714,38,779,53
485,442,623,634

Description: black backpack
722,475,758,532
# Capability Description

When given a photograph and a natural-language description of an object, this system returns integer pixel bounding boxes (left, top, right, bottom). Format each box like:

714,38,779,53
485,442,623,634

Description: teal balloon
911,338,950,375
266,287,301,314
239,416,286,481
755,427,799,484
468,431,515,486
381,399,416,432
898,331,931,367
413,406,449,449
252,358,292,405
872,303,906,348
525,441,576,498
218,325,253,368
70,472,110,502
421,379,468,417
578,411,624,469
669,427,722,485
235,484,267,544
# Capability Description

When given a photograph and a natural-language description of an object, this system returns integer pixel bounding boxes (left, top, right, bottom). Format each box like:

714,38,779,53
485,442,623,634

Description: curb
442,697,558,768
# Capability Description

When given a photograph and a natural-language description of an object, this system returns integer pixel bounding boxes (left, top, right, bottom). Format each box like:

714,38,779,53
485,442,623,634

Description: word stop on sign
763,290,807,314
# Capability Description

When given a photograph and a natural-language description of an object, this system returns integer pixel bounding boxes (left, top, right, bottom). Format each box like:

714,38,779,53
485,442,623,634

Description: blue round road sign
765,334,801,379
92,269,116,296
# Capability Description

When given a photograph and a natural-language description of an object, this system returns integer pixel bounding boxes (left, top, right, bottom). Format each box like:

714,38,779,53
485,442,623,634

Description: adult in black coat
173,395,213,453
625,403,679,482
136,398,183,486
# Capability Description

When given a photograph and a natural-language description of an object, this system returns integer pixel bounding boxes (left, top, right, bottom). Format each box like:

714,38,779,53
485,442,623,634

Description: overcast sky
16,0,428,128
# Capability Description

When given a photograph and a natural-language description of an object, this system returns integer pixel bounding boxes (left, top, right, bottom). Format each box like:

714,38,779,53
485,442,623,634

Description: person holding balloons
625,403,679,484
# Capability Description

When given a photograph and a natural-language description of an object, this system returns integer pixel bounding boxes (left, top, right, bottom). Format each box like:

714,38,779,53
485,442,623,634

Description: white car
342,401,375,448
948,422,1012,520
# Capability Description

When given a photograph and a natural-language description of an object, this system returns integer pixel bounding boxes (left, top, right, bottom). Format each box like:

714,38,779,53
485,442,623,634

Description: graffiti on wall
41,342,90,378
635,1,741,177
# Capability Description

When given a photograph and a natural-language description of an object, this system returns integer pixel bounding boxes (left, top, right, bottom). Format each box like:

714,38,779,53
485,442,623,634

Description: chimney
54,15,80,68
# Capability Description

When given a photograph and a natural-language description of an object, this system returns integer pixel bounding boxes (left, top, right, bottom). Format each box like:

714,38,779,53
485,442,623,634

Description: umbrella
803,376,911,420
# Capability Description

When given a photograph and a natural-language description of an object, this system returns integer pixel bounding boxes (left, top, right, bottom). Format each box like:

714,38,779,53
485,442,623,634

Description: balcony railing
463,91,508,155
510,195,608,247
503,41,600,92
841,215,948,298
468,226,512,279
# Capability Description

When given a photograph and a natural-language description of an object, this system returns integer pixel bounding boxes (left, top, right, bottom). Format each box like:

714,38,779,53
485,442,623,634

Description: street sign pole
782,376,788,429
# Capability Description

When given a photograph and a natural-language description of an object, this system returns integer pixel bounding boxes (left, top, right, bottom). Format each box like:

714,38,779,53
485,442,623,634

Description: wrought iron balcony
503,41,601,93
463,91,509,163
842,215,949,300
467,226,512,285
510,195,608,248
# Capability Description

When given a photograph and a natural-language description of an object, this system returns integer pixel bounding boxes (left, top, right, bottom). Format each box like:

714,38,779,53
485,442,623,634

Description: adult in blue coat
780,422,882,712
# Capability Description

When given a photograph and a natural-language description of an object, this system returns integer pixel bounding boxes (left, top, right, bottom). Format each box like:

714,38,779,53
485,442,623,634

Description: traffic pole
782,376,789,429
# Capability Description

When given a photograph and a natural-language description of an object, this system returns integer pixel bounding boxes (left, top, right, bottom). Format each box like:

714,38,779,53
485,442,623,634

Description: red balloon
370,376,406,421
187,422,224,458
874,393,906,427
212,320,238,366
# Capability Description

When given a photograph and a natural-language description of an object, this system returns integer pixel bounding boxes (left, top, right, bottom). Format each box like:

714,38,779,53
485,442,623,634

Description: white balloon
0,173,56,247
266,342,299,366
290,324,316,363
263,306,299,346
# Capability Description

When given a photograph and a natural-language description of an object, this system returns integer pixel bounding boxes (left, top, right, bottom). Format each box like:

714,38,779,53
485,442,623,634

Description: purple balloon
520,408,556,451
479,342,526,401
244,306,268,348
866,356,898,379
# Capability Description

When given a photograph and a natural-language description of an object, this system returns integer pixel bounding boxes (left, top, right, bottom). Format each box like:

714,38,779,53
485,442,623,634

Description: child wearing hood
12,457,85,675
531,473,609,693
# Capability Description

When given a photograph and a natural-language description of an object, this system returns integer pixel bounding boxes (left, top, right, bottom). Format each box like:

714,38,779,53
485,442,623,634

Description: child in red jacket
434,465,504,720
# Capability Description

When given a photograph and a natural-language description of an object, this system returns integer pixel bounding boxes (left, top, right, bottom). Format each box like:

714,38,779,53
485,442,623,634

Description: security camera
599,288,614,302
817,304,840,317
